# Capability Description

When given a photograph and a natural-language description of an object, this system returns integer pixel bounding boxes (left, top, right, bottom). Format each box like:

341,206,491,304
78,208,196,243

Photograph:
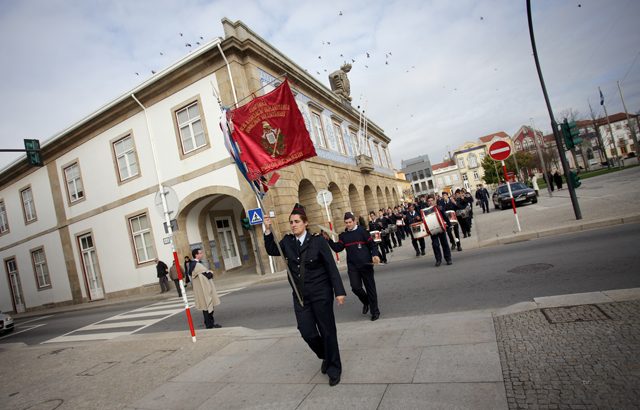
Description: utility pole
617,81,639,162
527,0,581,220
588,101,610,168
599,87,621,168
529,119,552,197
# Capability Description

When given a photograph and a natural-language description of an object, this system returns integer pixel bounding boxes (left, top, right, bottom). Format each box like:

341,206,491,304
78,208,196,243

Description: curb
478,214,640,248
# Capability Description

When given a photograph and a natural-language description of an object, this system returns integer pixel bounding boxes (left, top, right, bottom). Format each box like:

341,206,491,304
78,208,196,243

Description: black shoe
416,251,420,257
446,260,452,265
329,375,341,386
321,360,328,374
457,244,462,251
435,260,442,267
362,304,369,315
463,233,468,238
420,250,425,256
211,323,222,328
371,313,380,321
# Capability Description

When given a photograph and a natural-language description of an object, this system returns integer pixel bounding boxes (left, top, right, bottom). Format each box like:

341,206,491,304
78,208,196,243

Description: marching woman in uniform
263,203,346,386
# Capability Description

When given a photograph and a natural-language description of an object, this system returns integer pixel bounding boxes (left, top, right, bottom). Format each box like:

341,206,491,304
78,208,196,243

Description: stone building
0,18,408,313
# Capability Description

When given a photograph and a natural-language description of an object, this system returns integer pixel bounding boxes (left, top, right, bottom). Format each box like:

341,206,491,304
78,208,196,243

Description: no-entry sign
488,140,512,161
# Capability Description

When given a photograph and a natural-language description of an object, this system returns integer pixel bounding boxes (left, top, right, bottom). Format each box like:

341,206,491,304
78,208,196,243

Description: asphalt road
3,222,638,345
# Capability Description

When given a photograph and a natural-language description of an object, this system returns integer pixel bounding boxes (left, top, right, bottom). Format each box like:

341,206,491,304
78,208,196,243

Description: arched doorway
298,179,323,226
392,188,399,205
384,187,391,209
348,184,365,221
376,186,385,210
328,182,347,232
176,188,258,275
363,185,376,215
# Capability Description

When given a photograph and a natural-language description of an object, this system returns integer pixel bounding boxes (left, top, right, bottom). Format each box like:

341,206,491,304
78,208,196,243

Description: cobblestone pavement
494,300,640,409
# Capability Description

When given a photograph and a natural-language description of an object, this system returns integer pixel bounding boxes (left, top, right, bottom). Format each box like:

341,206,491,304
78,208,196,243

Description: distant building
401,155,435,197
431,159,461,194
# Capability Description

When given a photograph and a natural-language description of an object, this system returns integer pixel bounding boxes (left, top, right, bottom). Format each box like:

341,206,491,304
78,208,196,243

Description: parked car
0,310,14,333
492,182,538,210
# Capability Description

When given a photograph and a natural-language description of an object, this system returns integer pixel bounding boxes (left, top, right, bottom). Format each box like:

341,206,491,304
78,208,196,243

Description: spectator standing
168,260,182,297
156,259,170,293
191,248,222,329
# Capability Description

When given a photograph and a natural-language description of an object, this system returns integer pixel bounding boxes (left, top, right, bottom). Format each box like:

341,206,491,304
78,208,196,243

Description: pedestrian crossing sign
248,208,264,225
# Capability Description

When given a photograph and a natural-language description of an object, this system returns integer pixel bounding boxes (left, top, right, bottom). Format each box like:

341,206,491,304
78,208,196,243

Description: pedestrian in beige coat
190,248,221,328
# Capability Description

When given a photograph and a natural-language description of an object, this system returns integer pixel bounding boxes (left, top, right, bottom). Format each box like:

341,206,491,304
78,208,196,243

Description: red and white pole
502,160,521,232
171,249,196,342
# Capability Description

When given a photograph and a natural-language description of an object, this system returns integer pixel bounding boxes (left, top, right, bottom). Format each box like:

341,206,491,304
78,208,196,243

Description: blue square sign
248,208,264,225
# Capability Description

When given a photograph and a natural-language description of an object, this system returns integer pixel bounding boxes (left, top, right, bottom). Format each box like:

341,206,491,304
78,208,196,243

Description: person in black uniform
427,195,453,266
263,204,346,386
323,212,381,321
440,192,462,252
368,211,388,263
406,203,426,257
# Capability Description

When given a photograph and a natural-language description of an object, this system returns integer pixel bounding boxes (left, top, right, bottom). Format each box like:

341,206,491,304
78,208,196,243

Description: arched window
468,153,478,168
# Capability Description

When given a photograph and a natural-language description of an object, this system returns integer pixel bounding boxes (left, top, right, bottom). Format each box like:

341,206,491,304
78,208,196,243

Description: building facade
431,160,462,194
0,18,408,313
401,155,435,197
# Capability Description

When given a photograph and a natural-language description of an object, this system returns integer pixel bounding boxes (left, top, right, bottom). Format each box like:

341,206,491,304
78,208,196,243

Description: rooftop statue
329,63,352,102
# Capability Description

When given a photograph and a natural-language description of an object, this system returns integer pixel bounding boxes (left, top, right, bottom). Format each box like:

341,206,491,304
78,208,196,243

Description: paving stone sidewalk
494,300,640,409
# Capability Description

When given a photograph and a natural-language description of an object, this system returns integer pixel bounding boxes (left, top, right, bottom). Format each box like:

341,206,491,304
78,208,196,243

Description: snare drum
410,222,428,239
446,210,458,225
370,230,382,242
421,206,447,236
395,219,405,226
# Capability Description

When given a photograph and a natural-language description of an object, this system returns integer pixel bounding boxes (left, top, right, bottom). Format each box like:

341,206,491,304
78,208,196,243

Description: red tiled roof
595,112,637,126
478,131,510,143
431,160,455,171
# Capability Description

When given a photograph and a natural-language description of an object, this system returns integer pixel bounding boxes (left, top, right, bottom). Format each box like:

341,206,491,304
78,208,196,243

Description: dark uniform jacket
327,225,379,273
264,231,346,302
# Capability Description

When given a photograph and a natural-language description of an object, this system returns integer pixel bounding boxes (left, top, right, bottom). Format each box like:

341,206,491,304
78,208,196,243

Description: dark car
0,310,14,334
492,182,538,210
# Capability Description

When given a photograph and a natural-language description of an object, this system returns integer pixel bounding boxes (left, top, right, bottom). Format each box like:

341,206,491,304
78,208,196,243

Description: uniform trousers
431,232,452,262
347,268,379,315
293,292,342,379
411,237,426,253
447,224,461,248
459,217,471,236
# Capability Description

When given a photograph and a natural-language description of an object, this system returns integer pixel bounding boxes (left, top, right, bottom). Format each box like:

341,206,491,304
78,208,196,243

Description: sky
1,0,639,171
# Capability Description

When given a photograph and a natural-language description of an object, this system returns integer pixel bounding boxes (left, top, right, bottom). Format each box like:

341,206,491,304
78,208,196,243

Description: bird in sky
135,72,139,76
179,32,183,36
185,43,192,47
366,52,370,58
339,11,343,16
200,36,204,40
151,70,156,74
159,52,164,56
318,56,322,59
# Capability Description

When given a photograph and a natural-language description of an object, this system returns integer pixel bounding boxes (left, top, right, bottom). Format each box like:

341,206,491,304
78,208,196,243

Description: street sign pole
501,160,521,232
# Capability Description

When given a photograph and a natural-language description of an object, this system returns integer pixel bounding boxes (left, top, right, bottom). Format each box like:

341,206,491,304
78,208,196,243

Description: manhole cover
542,304,611,324
507,263,553,274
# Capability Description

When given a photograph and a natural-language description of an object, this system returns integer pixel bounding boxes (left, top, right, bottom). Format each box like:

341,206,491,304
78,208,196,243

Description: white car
0,310,14,333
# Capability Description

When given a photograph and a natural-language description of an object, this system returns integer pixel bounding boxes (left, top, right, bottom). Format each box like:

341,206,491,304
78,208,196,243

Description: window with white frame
311,112,326,148
64,162,85,203
374,143,382,165
129,213,156,264
473,171,479,179
176,101,206,154
453,174,459,181
445,175,451,184
31,248,51,288
349,131,358,155
20,187,37,223
457,157,465,169
113,135,139,181
0,200,9,234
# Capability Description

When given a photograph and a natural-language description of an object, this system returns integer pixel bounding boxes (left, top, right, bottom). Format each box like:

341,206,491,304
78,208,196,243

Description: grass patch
537,163,639,189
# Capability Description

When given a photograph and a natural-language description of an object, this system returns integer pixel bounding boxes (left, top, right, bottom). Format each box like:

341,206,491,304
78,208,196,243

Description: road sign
316,189,333,206
248,208,264,225
488,140,512,161
154,186,180,218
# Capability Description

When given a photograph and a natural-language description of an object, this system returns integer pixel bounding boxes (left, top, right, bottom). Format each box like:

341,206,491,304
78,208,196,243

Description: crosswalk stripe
41,286,244,344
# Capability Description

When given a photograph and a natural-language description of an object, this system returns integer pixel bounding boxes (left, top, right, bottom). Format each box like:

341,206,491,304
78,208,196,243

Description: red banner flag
227,79,316,180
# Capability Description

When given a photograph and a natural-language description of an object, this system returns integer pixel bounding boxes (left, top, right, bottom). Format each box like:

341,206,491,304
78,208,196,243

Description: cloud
1,0,638,171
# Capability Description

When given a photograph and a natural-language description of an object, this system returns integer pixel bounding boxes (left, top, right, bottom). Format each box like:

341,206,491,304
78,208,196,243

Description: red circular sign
488,140,512,161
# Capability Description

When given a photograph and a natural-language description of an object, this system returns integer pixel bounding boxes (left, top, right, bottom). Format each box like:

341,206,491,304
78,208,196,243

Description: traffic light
568,170,581,188
561,119,582,150
240,217,251,230
24,139,43,166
